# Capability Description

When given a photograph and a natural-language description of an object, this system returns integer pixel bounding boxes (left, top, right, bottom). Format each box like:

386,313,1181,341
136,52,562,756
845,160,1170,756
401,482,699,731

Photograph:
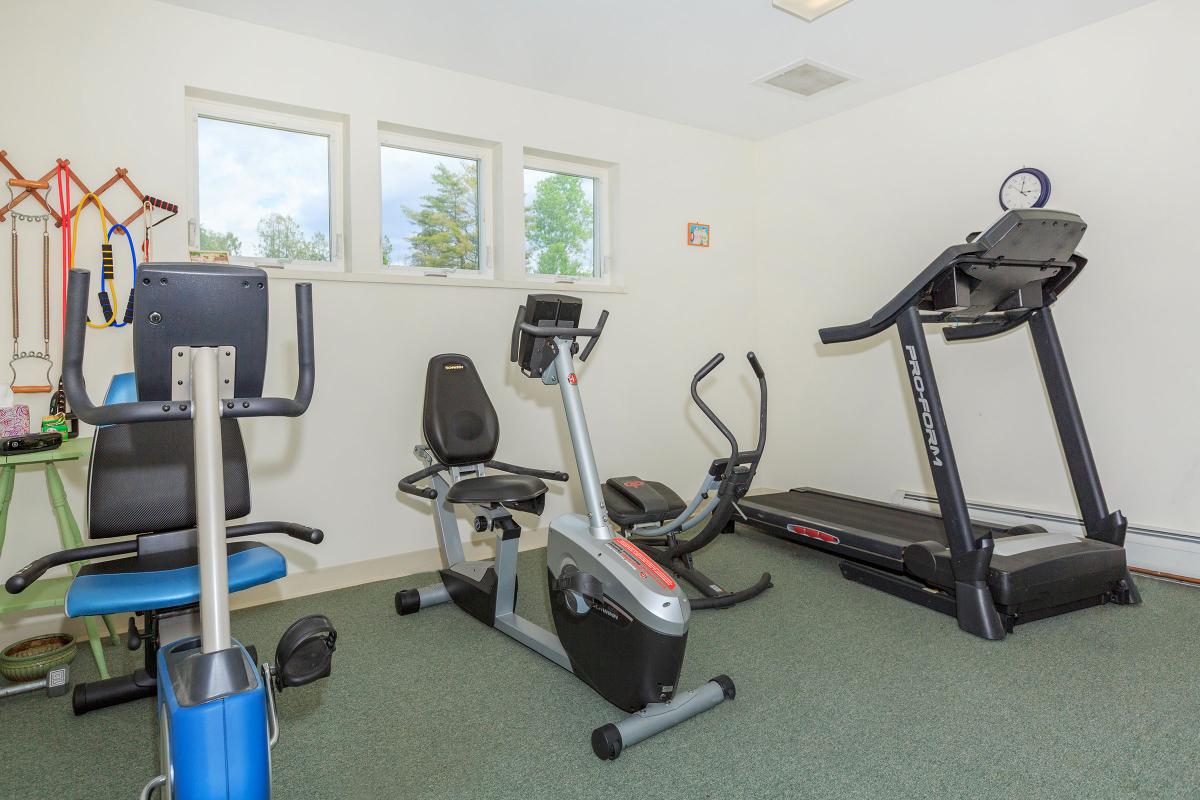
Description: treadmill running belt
745,489,1009,545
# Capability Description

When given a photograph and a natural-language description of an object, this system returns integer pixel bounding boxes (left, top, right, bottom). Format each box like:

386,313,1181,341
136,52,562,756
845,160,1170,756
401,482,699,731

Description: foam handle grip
98,292,114,322
101,244,114,280
123,289,135,324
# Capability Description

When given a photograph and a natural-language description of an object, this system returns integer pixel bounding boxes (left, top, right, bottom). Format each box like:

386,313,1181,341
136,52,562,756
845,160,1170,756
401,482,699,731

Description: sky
197,116,331,258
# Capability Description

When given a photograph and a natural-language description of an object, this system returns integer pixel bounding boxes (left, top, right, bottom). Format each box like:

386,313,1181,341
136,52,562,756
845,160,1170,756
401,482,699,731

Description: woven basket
0,634,77,682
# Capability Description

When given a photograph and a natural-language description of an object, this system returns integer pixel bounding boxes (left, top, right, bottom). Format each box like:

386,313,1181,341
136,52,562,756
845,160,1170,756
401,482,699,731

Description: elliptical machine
395,294,735,759
7,264,336,799
603,351,771,609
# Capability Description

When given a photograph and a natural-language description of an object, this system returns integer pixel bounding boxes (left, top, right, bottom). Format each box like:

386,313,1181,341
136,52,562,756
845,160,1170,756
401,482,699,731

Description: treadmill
741,209,1140,640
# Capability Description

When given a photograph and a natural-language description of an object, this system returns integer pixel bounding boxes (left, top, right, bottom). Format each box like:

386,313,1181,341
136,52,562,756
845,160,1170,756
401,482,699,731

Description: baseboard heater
894,490,1200,584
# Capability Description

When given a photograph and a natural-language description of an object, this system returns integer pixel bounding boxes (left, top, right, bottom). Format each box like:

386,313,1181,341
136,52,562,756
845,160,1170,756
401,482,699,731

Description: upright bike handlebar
62,269,316,426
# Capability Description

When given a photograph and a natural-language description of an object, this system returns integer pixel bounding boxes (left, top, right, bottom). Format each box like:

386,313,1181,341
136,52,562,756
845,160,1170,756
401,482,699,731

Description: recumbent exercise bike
395,293,736,759
7,264,336,799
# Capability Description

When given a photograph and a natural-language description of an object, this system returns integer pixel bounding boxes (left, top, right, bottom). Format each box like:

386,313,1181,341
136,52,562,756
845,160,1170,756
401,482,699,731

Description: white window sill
268,269,627,294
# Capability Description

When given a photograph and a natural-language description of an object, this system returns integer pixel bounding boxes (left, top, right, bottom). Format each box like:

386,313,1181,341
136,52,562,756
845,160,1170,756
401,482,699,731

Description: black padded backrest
423,354,499,467
87,419,251,539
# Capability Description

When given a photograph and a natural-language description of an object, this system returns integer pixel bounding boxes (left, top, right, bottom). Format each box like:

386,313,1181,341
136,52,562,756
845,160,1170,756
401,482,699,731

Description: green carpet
1,529,1196,799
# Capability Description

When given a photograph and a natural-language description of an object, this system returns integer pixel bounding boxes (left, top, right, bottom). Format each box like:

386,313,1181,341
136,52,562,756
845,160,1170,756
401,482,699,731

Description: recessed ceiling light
772,0,855,22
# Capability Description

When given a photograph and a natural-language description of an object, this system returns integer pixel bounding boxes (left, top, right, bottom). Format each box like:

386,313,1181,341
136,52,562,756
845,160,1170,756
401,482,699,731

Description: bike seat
604,477,687,528
446,474,548,510
65,542,285,617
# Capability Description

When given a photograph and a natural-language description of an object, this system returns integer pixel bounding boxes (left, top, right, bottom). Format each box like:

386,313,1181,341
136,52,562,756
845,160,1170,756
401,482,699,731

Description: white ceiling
159,0,1156,139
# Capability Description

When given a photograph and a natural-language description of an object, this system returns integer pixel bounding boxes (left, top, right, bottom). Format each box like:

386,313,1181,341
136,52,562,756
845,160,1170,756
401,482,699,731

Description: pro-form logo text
905,345,943,467
443,363,465,371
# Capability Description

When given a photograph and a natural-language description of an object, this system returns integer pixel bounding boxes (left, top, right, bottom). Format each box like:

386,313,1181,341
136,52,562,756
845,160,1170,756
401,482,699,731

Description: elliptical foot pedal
271,615,337,690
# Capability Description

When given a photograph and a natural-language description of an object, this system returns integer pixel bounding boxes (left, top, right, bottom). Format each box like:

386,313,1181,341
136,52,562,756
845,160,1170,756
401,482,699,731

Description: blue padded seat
65,542,285,618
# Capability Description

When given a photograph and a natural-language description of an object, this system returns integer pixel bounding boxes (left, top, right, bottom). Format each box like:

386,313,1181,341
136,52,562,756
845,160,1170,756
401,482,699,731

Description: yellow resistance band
71,193,117,329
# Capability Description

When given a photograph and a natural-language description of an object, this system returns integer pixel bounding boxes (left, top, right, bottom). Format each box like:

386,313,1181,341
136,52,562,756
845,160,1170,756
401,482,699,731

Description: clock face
1000,168,1050,211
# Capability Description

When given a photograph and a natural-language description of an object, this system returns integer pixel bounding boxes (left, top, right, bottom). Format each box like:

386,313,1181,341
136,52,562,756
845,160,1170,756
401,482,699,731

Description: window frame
378,131,494,279
522,155,611,285
185,97,346,272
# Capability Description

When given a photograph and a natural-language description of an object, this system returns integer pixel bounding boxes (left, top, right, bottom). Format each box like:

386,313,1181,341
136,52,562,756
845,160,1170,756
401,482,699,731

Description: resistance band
140,195,177,262
69,193,118,329
55,163,71,336
107,223,138,327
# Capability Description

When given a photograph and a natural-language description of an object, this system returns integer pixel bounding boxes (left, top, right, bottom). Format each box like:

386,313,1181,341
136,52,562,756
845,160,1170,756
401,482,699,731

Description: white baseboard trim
0,528,549,647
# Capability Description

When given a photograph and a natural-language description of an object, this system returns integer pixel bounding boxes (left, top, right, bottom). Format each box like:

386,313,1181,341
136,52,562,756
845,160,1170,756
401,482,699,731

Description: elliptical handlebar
691,354,738,469
62,269,316,426
690,351,768,468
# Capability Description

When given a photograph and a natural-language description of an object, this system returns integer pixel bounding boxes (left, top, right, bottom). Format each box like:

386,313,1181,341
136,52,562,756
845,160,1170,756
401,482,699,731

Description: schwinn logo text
905,345,943,467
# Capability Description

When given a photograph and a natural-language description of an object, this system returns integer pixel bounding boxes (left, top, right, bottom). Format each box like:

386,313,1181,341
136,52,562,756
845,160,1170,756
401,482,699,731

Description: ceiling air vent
756,59,852,98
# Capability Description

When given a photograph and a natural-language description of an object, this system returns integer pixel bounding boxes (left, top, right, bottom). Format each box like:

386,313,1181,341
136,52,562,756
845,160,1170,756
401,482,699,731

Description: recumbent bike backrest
87,420,251,539
422,354,500,467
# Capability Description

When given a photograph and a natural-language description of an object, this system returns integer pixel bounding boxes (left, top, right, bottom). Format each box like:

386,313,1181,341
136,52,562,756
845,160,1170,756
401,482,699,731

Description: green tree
256,213,329,261
402,163,478,270
525,174,593,276
199,225,242,255
381,234,394,266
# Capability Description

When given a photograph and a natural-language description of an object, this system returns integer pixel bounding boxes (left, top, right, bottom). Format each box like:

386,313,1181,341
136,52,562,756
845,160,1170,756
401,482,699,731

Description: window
523,156,608,282
380,132,492,275
187,98,344,271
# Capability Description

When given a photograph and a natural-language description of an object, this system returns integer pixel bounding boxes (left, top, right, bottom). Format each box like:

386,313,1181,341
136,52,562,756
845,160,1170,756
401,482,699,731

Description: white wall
0,0,758,637
754,0,1200,571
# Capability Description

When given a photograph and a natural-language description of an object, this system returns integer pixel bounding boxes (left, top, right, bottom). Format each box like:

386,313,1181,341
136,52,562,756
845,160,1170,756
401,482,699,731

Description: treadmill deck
740,488,1129,616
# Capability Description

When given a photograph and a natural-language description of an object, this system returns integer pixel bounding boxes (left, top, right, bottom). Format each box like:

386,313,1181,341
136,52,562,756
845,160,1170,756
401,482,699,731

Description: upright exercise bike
603,351,771,609
395,294,735,759
7,264,336,799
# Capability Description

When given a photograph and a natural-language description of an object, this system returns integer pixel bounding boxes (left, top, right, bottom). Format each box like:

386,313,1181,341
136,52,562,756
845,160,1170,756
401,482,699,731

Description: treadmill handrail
819,244,1089,346
819,243,978,344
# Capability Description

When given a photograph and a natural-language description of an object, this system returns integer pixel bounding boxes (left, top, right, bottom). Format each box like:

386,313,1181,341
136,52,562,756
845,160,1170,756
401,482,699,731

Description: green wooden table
0,437,119,678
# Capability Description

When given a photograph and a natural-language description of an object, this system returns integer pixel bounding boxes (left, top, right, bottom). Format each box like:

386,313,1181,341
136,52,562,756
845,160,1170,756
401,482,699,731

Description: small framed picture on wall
688,222,710,247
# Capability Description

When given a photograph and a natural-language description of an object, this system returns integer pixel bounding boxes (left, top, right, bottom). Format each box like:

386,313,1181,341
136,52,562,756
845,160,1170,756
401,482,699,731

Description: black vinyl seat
603,479,687,528
446,474,548,506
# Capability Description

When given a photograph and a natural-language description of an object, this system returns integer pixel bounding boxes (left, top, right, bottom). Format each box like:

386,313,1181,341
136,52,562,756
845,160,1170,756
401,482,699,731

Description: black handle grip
398,462,444,500
398,483,438,500
510,305,525,364
747,352,764,379
694,353,725,383
579,310,608,362
819,322,865,344
222,520,324,545
62,271,316,424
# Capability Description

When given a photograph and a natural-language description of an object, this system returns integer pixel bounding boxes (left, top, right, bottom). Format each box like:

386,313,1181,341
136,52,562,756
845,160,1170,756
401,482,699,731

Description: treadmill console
974,209,1085,264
